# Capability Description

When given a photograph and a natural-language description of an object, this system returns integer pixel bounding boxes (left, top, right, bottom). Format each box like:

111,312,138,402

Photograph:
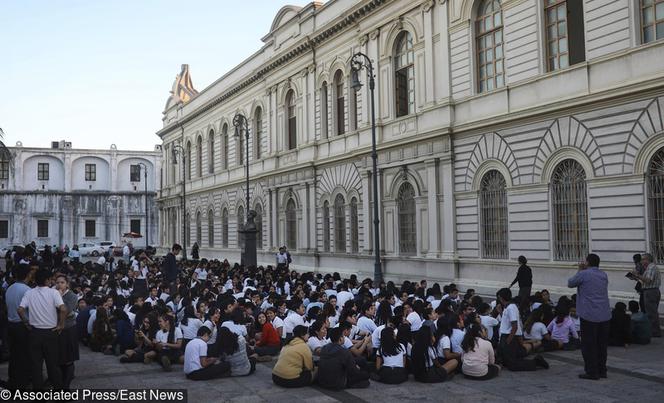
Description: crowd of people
1,241,661,391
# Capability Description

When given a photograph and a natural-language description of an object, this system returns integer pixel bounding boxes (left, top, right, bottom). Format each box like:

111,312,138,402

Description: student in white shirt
203,308,221,356
306,321,329,361
335,286,354,310
184,326,231,380
152,314,183,372
374,327,408,384
266,308,285,340
221,308,248,338
194,266,208,282
356,303,378,335
478,303,499,342
435,317,461,364
180,306,204,345
283,300,306,338
522,308,551,351
17,269,67,390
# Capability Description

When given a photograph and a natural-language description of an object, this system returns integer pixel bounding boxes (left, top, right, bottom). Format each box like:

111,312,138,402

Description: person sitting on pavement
317,327,370,390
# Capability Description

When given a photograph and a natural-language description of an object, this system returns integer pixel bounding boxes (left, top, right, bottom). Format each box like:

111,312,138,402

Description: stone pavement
1,338,663,403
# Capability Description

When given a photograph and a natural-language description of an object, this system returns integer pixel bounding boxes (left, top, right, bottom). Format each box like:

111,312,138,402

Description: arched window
545,0,585,71
323,201,330,252
334,194,346,252
286,198,297,249
476,0,504,92
186,141,192,180
196,211,202,244
254,107,262,160
334,70,345,135
208,209,214,247
208,130,215,174
221,208,229,248
349,82,358,131
350,197,359,253
255,204,263,249
286,90,297,150
185,212,191,246
196,136,203,177
551,159,588,261
394,31,415,117
641,0,664,43
648,147,664,260
321,82,329,139
221,123,229,170
237,205,245,249
480,170,508,259
397,182,416,255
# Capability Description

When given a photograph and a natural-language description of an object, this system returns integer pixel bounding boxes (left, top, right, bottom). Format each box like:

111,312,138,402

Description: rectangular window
37,163,49,181
37,220,48,238
130,165,141,182
0,160,9,180
85,163,96,181
545,0,585,71
130,219,141,234
642,0,664,44
0,220,8,238
85,219,96,237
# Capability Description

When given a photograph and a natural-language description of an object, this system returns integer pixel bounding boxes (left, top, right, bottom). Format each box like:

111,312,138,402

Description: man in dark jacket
317,327,370,390
162,244,182,295
510,255,533,302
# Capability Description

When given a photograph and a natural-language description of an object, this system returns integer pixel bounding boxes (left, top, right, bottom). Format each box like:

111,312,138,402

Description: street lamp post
233,113,257,268
137,162,149,250
171,143,187,260
351,52,383,284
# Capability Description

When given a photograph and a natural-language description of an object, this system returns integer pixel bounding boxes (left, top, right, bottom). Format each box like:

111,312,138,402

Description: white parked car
77,242,106,257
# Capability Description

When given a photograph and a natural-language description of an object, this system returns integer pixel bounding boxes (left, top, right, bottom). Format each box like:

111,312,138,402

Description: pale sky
0,0,313,151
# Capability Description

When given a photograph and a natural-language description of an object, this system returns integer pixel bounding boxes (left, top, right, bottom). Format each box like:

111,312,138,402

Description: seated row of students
608,300,652,346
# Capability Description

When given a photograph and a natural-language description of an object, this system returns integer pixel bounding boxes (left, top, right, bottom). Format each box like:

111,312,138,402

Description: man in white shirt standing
18,269,67,390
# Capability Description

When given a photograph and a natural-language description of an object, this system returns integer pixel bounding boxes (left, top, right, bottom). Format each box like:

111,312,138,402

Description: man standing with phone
568,253,611,380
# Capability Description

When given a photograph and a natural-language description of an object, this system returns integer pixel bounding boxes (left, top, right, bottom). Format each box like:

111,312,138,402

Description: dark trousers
377,366,408,384
30,328,63,390
8,322,31,390
518,286,531,303
499,336,536,371
642,288,661,337
464,364,500,380
580,318,609,377
254,345,280,356
186,361,231,380
272,370,313,388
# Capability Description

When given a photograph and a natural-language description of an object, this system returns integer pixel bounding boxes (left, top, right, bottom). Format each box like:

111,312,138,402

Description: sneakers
119,354,129,363
161,355,172,372
534,355,549,369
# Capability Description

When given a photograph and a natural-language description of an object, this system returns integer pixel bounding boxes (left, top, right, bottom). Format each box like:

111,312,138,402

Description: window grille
335,194,346,252
130,165,141,182
85,164,96,181
38,163,49,181
394,31,415,117
208,210,214,247
286,199,297,249
476,0,504,92
551,159,588,261
398,182,416,255
323,201,330,252
196,137,203,177
350,197,359,253
648,147,664,261
222,209,229,247
480,170,509,259
222,124,229,170
209,131,215,173
0,160,8,180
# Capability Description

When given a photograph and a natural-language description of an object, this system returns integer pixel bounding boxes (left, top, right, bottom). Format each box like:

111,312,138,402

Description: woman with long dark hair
461,323,500,380
89,307,114,354
153,314,183,372
120,314,158,363
218,328,255,376
374,327,408,384
254,312,281,357
411,325,457,383
180,305,203,348
375,300,393,327
272,325,315,387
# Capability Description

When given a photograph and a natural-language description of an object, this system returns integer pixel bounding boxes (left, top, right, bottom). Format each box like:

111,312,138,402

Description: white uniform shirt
499,303,523,336
19,286,64,329
184,338,208,374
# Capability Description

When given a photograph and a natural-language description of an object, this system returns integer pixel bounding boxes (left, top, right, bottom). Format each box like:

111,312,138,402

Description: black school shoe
534,355,549,369
578,373,600,380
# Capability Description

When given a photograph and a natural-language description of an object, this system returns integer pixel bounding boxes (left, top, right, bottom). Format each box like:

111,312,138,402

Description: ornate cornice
157,0,390,138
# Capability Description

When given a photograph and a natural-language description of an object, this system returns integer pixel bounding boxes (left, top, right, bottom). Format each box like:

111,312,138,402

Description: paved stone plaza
2,338,662,402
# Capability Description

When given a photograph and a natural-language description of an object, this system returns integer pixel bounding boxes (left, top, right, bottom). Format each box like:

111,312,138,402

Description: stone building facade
156,0,664,301
0,141,161,248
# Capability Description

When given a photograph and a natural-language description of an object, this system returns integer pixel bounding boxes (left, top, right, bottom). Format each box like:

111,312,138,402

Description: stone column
425,159,440,258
